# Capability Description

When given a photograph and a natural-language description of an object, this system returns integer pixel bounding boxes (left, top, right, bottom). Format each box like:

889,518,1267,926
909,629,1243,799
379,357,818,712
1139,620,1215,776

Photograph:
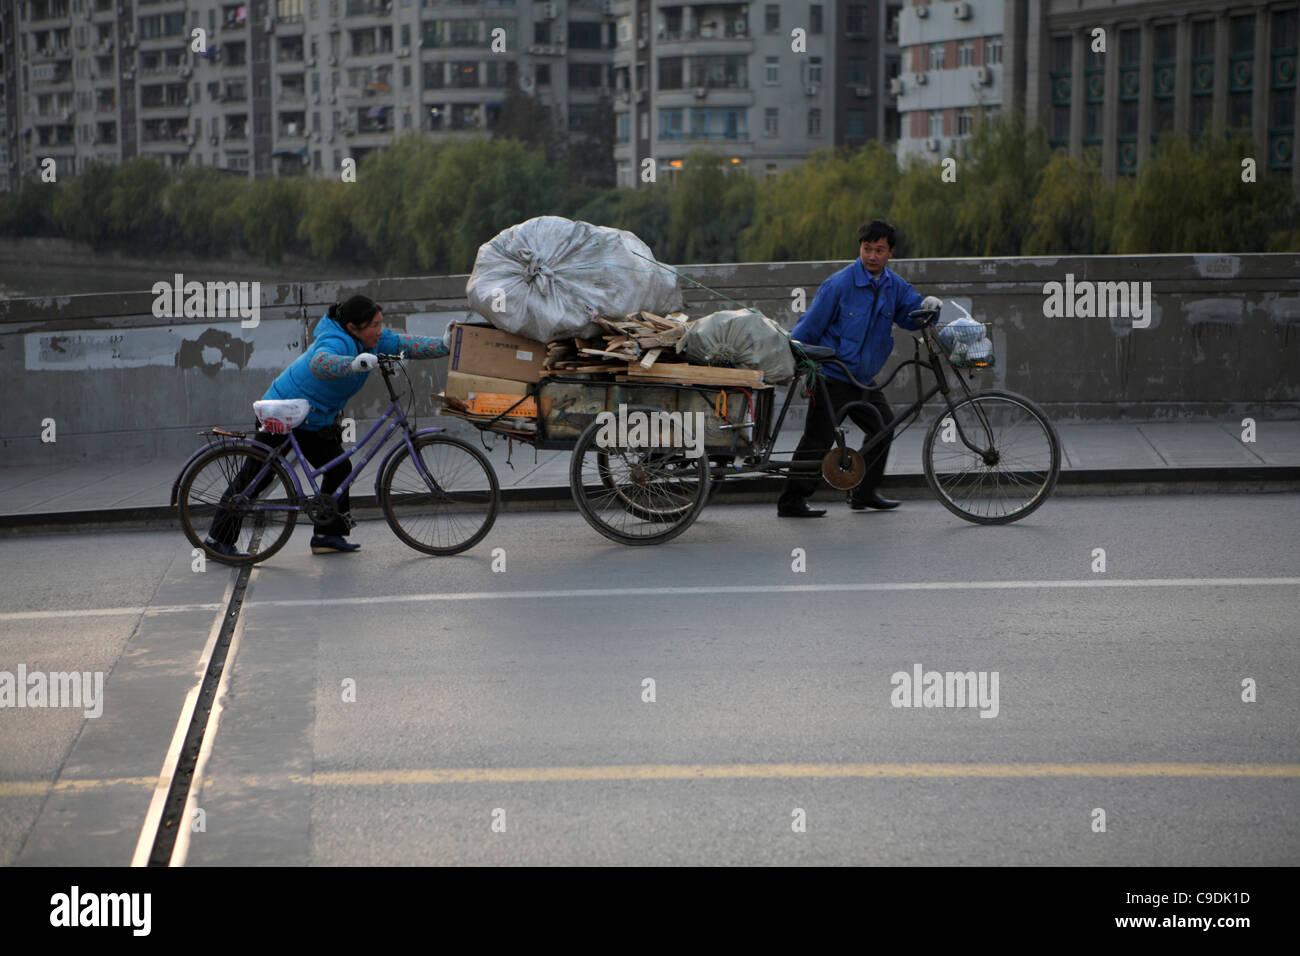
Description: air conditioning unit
916,5,928,18
329,92,337,104
313,92,320,103
804,84,819,96
634,89,645,103
601,0,614,14
974,65,991,85
693,86,706,98
954,2,973,20
926,137,939,151
888,75,904,95
186,133,195,145
307,57,315,67
314,131,322,142
123,70,134,81
398,46,410,57
180,66,191,77
636,38,647,50
854,86,871,98
542,2,558,19
914,73,927,85
210,134,219,145
266,17,275,33
620,89,631,103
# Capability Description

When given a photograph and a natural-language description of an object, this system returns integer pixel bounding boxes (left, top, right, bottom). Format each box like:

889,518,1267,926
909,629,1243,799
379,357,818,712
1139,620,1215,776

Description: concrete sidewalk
1,419,1297,530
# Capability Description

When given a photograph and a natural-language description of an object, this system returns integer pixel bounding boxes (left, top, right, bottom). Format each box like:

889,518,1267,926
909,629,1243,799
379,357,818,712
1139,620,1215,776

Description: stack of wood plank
541,311,764,388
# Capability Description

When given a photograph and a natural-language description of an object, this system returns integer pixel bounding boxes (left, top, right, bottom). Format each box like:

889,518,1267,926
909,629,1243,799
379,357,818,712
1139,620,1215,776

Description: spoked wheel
178,444,299,566
571,416,711,546
922,389,1061,525
379,434,500,555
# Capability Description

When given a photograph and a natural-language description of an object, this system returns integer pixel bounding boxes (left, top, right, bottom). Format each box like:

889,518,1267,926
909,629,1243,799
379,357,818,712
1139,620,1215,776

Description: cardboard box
445,370,539,418
448,323,547,383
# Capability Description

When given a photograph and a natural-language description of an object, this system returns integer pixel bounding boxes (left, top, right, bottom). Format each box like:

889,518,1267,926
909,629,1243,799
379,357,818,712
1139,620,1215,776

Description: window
928,110,941,137
847,57,867,85
958,39,973,67
765,56,779,84
810,4,822,34
808,107,821,136
692,55,747,89
765,4,779,33
956,108,973,136
617,112,630,143
688,108,746,139
660,57,683,90
847,4,868,37
569,20,603,50
450,61,478,88
807,56,822,85
984,37,1001,66
929,43,944,71
536,64,550,86
845,109,865,137
659,108,684,140
764,106,778,136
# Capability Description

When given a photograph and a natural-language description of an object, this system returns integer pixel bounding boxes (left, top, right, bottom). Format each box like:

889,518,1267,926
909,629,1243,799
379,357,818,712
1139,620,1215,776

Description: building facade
893,0,1298,186
611,0,902,186
4,0,617,189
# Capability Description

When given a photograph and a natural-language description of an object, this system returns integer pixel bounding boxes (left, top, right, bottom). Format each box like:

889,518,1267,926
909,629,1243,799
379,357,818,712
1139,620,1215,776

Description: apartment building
611,0,902,187
4,0,617,189
893,0,1002,162
894,0,1298,185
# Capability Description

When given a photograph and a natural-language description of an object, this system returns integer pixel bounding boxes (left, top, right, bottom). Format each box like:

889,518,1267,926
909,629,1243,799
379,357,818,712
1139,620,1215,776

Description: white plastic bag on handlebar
937,302,994,367
253,399,311,434
465,216,683,342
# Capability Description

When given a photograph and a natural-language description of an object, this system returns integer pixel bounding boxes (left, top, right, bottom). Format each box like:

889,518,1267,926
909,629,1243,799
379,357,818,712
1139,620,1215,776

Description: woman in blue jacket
206,294,448,557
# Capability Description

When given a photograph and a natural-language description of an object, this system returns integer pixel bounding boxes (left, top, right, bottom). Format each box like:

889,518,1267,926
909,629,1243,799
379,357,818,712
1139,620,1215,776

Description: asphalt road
2,493,1297,866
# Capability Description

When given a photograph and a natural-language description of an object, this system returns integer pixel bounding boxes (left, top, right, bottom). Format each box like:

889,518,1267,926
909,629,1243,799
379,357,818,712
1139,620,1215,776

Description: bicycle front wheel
922,389,1060,525
178,444,299,565
379,434,500,555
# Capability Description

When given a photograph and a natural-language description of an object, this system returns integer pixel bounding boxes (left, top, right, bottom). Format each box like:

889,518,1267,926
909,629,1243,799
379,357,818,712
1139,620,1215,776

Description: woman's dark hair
858,219,898,249
328,294,381,329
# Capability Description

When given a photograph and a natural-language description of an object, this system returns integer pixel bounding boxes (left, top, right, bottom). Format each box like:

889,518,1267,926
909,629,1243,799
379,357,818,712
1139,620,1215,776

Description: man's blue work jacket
790,259,925,388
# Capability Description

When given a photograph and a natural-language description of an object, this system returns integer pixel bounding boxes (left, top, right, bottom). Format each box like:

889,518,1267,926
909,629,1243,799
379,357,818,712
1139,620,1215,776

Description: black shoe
311,534,361,554
777,502,827,518
849,493,900,511
204,537,249,559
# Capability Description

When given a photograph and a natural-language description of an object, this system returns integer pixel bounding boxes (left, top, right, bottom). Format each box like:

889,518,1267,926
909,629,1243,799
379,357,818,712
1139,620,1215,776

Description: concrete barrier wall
1,254,1297,465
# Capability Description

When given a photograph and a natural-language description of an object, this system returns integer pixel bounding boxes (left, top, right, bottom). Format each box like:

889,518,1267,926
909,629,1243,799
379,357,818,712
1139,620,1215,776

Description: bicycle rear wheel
922,389,1060,525
178,444,299,565
570,416,710,546
379,434,500,555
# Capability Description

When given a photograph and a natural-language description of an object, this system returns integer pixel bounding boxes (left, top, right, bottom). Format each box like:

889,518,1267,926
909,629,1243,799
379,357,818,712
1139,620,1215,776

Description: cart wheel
570,411,711,546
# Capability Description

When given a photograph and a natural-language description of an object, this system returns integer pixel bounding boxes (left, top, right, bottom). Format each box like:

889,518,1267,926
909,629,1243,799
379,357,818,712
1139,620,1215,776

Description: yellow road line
5,763,1299,796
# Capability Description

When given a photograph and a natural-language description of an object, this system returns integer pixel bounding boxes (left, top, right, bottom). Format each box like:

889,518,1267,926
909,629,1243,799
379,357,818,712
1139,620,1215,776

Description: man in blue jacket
205,294,448,557
778,219,940,517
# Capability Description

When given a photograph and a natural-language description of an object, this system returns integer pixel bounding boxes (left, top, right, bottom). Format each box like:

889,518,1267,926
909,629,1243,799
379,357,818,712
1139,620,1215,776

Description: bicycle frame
739,321,993,479
174,362,447,514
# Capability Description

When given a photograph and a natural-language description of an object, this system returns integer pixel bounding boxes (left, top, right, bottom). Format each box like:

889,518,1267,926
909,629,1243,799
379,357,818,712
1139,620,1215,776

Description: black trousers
208,421,352,545
778,377,895,507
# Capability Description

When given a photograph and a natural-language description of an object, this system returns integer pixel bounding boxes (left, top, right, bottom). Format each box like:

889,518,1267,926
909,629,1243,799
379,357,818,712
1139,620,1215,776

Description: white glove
351,352,378,374
920,296,943,312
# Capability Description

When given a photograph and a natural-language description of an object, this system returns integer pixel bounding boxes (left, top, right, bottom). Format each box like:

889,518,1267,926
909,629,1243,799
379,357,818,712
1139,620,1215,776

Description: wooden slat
625,363,762,386
639,347,664,369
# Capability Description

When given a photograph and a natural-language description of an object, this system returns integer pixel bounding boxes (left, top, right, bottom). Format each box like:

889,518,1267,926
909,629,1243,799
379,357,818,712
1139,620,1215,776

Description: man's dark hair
858,219,897,249
329,294,381,329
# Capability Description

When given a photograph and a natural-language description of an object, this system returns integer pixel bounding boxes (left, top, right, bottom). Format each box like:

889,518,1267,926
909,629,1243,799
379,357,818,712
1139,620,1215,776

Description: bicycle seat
791,340,838,362
253,398,310,434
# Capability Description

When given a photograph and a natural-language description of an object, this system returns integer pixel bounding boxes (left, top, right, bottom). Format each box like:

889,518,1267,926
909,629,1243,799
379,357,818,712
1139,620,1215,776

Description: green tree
162,165,245,256
106,158,171,247
235,176,308,264
352,135,440,273
951,111,1050,256
1022,149,1112,255
665,150,755,263
449,138,559,271
298,179,370,264
741,142,900,261
51,162,116,248
1114,132,1296,253
0,177,57,237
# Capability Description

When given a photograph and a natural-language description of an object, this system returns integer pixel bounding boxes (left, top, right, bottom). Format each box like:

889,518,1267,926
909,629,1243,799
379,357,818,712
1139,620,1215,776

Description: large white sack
465,216,683,342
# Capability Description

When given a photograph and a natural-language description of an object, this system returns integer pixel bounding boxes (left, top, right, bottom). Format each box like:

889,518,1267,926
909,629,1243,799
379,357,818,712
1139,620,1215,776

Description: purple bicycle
173,353,499,565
